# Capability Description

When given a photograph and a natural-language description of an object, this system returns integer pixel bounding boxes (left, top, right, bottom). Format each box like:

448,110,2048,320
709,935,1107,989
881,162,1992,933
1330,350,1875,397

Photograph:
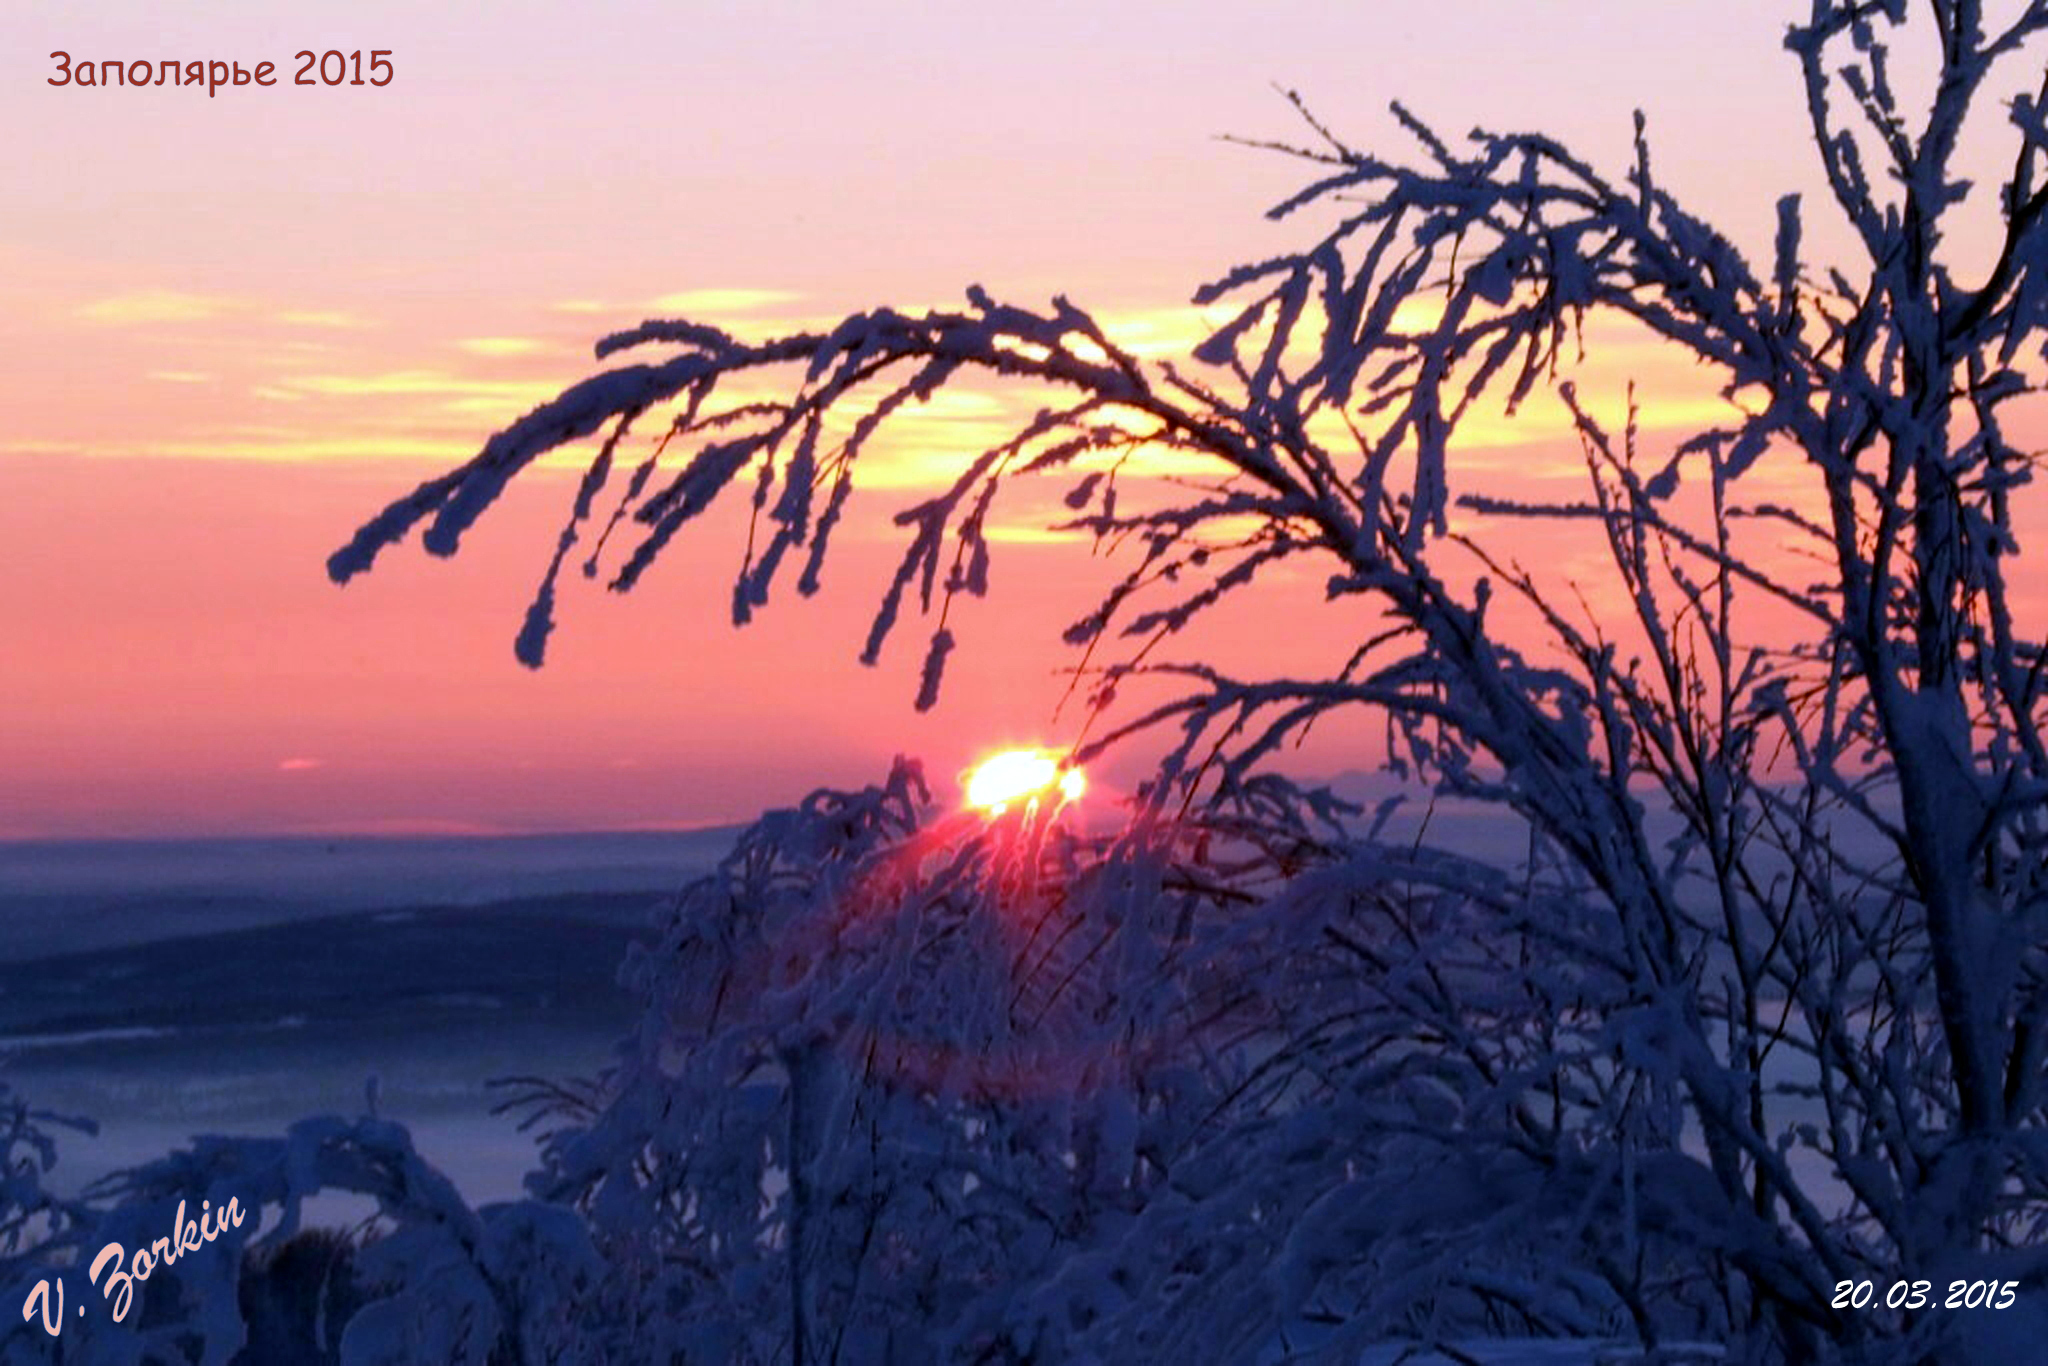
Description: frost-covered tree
330,3,2048,1362
494,760,1363,1363
0,1114,606,1365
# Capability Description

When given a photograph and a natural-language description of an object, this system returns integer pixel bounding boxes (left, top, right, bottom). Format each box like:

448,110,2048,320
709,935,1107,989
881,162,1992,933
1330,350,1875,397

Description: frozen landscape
0,831,733,1203
9,1,2048,1359
0,824,1737,1366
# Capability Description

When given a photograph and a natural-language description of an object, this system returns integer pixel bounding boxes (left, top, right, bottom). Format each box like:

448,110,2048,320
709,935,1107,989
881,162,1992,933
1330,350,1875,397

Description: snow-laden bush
0,1112,602,1365
489,757,1748,1362
497,758,1339,1361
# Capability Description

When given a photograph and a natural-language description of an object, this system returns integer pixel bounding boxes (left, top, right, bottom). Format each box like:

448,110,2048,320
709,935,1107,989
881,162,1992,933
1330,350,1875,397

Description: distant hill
0,827,739,961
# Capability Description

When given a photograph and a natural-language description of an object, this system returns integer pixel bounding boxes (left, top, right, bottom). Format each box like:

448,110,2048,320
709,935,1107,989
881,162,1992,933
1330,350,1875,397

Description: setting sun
963,748,1085,815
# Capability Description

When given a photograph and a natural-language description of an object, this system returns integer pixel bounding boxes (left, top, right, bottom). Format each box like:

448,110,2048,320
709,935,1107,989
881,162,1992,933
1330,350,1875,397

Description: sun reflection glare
964,748,1085,815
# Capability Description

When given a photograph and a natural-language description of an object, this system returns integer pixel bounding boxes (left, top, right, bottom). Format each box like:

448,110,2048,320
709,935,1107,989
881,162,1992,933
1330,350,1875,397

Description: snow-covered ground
0,830,733,1204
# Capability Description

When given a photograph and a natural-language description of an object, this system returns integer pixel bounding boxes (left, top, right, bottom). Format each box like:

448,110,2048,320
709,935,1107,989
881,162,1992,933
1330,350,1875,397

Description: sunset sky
1,2,2026,838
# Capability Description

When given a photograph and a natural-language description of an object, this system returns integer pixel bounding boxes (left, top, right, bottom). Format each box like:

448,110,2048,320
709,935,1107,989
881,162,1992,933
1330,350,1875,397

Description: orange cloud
275,310,376,329
456,337,550,358
77,290,235,325
647,288,803,314
278,370,551,402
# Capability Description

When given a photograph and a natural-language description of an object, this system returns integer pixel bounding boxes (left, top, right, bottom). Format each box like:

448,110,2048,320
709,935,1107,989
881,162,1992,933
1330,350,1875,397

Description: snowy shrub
0,1084,98,1362
235,1227,371,1366
476,764,1756,1361
494,758,1371,1361
0,1114,603,1365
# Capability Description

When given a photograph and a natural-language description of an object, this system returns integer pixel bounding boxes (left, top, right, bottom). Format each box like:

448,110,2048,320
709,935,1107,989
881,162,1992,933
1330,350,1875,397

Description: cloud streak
77,290,236,325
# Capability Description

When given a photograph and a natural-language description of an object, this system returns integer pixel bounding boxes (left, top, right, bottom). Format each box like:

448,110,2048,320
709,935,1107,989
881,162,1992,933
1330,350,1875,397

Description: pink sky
1,3,2030,837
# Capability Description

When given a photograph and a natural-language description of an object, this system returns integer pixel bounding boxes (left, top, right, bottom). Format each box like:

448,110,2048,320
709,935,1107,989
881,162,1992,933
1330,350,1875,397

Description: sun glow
964,748,1085,815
